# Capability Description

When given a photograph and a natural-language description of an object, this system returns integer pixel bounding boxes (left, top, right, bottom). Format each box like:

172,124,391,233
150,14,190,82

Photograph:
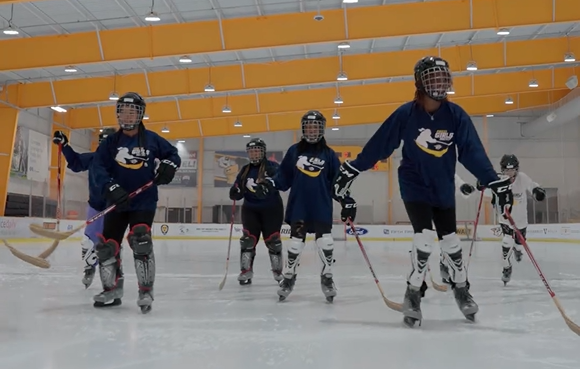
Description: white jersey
484,172,539,229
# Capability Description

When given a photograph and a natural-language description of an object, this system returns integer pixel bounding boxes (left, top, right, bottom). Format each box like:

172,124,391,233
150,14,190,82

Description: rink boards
0,216,579,244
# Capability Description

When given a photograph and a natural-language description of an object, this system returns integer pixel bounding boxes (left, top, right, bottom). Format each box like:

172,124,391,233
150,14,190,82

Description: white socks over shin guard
407,230,435,289
316,233,334,277
440,233,467,285
283,237,305,277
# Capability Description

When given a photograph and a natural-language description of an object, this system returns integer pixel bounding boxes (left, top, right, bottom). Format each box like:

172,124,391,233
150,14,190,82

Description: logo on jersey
296,155,325,177
414,128,454,158
245,177,258,193
115,147,150,169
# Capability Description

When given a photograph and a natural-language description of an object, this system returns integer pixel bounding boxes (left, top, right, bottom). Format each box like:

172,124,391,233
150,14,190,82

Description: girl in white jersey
486,154,545,285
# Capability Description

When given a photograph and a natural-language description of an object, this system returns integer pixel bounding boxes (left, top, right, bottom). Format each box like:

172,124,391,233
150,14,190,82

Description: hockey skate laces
420,66,452,100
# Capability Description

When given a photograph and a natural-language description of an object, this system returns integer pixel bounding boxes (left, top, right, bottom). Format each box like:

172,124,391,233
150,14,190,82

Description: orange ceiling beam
1,0,579,71
5,36,579,109
59,68,574,130
60,90,568,140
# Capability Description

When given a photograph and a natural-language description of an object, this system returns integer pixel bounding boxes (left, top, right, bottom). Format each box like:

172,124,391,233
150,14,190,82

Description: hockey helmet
246,138,266,165
414,56,453,101
98,127,117,143
500,154,519,179
301,110,326,143
116,92,146,131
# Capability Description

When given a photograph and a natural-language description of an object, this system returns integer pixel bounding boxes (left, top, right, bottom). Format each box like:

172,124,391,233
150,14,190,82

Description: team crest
160,224,169,235
296,155,325,177
115,147,150,169
415,128,454,158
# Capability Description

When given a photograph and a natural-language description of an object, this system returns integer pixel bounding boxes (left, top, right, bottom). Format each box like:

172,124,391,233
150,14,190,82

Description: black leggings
404,201,456,239
290,221,332,241
102,210,156,245
241,200,284,243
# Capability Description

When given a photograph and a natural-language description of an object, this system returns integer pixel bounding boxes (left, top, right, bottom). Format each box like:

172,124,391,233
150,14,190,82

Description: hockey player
52,128,116,288
489,154,544,285
229,138,284,285
332,56,513,327
253,110,357,303
92,92,181,313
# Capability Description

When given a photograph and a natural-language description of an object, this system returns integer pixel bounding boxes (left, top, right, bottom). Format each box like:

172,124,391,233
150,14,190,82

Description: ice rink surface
0,238,579,369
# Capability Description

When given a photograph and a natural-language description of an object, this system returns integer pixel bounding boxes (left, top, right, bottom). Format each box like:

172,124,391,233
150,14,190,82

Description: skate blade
140,305,152,314
403,316,421,328
93,298,122,308
238,279,252,285
326,296,334,303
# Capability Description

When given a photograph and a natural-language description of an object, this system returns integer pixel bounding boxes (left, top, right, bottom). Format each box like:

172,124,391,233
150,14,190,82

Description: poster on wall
330,145,389,171
26,130,49,182
214,151,284,187
167,151,198,187
10,126,28,178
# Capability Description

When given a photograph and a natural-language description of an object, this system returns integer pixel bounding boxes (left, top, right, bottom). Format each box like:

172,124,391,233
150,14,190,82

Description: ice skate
137,289,154,314
513,248,523,262
320,274,337,303
93,277,124,307
277,274,296,301
269,252,283,282
402,284,423,327
237,270,253,285
82,266,96,289
453,282,478,321
502,265,512,286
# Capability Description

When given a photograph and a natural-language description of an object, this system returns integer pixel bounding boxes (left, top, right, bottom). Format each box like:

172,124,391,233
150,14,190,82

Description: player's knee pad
287,237,305,255
315,233,334,252
81,234,94,250
413,229,436,255
128,224,153,256
264,232,282,254
240,230,257,252
95,235,120,262
501,235,515,249
290,221,306,241
439,233,461,255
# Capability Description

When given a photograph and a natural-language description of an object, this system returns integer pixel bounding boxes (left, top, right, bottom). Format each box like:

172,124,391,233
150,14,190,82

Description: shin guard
265,232,283,279
128,224,155,293
440,233,467,287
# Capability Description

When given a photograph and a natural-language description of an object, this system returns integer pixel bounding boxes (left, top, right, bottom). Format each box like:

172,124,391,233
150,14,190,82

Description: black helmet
414,56,453,101
301,110,326,143
99,127,117,143
500,154,519,171
246,138,266,165
116,92,146,130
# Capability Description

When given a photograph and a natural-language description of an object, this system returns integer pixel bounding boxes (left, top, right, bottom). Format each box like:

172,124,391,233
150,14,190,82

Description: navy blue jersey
92,130,181,212
235,160,282,208
349,101,498,208
272,142,341,225
61,145,107,212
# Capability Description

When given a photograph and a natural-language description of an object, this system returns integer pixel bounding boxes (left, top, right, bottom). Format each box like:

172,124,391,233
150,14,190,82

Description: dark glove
487,176,513,218
155,159,178,185
106,183,130,210
254,178,274,199
491,193,496,206
333,161,360,200
52,131,68,146
459,183,475,196
532,187,546,201
476,180,486,191
229,184,243,201
340,197,357,223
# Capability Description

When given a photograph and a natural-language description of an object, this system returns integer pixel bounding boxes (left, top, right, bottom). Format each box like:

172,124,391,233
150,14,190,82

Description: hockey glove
333,161,360,200
155,159,178,185
487,176,513,218
229,184,244,201
52,131,69,146
532,187,546,201
106,183,130,210
475,180,486,192
340,197,357,223
459,183,475,196
254,178,274,199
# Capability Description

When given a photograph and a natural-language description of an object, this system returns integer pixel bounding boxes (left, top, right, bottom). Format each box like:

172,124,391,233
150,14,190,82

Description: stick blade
431,277,448,292
38,239,60,259
29,224,75,240
384,297,403,312
218,276,226,291
2,240,50,269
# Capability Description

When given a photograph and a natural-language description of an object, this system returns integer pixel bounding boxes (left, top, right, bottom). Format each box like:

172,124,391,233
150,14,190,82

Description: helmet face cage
500,155,519,180
301,114,325,143
418,64,452,101
116,94,145,130
246,140,266,164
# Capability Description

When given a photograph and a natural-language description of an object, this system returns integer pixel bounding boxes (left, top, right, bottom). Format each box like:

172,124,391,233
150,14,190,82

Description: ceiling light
336,72,348,81
99,128,103,132
447,87,455,95
109,92,119,101
204,84,215,92
564,53,576,62
234,121,242,127
331,127,340,131
243,135,251,138
64,65,77,73
338,42,350,49
528,79,539,88
334,96,343,104
177,140,185,143
486,114,494,117
342,0,358,3
179,55,192,63
332,112,340,120
145,12,160,22
497,28,510,35
143,114,149,120
50,106,67,113
161,126,170,133
504,97,514,105
3,26,18,35
466,61,478,71
222,105,231,113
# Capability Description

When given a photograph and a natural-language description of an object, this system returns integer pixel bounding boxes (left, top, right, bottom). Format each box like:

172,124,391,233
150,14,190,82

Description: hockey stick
349,222,402,312
428,265,448,292
505,210,580,336
29,181,155,240
466,190,484,269
218,199,237,291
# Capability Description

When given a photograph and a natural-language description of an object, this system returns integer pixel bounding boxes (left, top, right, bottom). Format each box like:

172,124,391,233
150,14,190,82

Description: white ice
0,238,579,369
